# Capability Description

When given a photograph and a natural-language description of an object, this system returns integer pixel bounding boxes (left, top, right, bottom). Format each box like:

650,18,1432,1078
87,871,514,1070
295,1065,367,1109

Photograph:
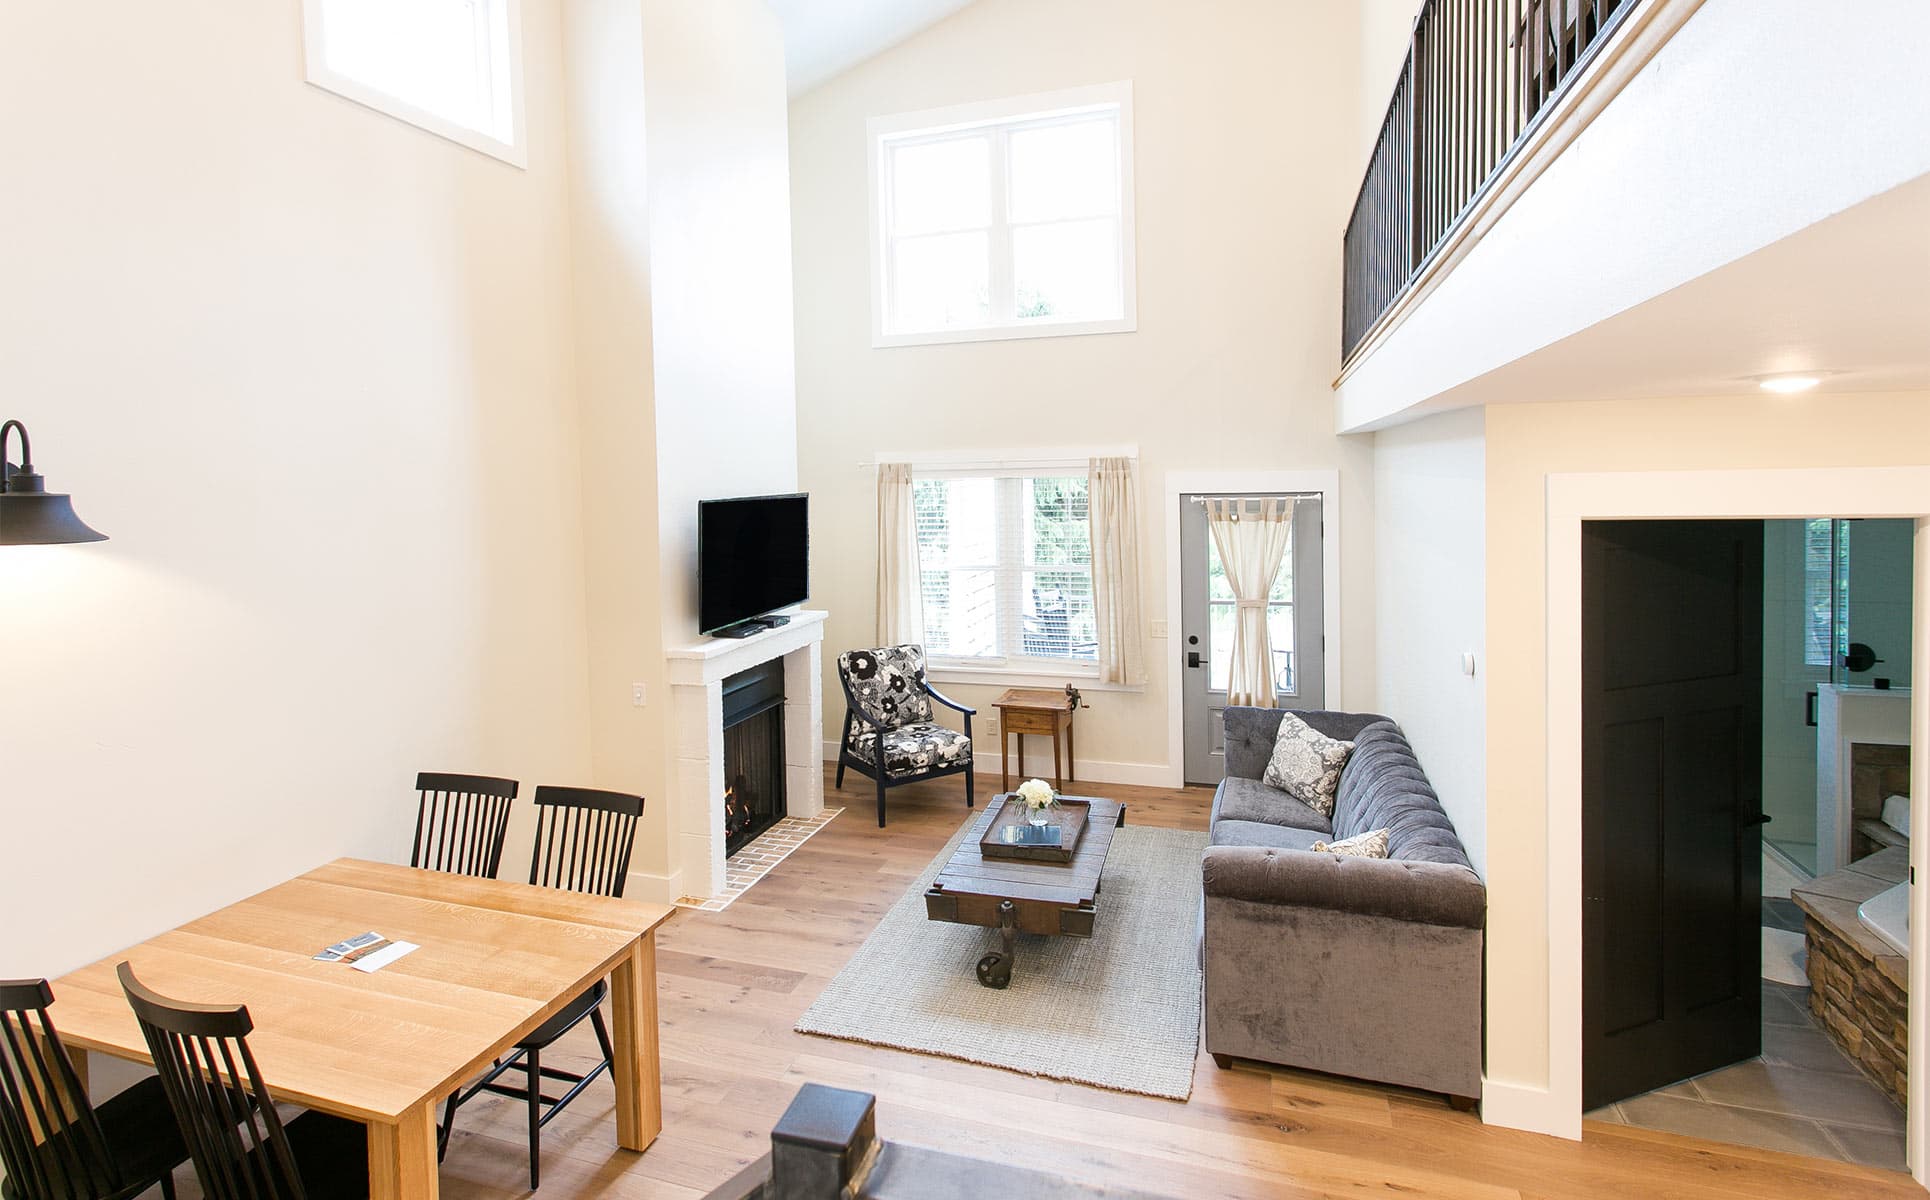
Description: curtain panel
876,463,924,645
1089,457,1146,685
1205,497,1295,707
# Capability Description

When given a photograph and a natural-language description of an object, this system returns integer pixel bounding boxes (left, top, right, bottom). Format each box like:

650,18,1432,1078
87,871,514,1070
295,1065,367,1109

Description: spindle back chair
409,772,519,878
527,786,643,898
115,964,300,1200
440,785,645,1187
0,978,184,1200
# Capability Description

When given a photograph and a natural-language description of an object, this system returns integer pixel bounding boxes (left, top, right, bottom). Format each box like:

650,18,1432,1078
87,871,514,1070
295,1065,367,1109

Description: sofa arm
1202,846,1485,929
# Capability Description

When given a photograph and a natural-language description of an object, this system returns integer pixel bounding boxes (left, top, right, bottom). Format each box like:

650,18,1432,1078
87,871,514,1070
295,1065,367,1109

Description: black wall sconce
1,420,107,545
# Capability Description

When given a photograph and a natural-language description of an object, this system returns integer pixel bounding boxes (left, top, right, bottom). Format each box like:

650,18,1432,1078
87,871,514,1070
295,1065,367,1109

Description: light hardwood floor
425,769,1915,1200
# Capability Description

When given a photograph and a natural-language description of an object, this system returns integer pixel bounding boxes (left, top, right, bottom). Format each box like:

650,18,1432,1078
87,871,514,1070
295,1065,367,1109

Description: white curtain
1088,457,1145,685
1206,497,1295,707
876,463,924,646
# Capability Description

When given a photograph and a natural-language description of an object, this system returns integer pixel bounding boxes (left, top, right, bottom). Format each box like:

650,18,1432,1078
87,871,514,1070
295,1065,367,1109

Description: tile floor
1587,982,1907,1170
673,806,843,912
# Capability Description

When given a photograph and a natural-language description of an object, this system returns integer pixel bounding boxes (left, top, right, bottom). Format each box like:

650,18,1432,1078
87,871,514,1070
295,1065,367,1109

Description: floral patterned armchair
835,645,976,827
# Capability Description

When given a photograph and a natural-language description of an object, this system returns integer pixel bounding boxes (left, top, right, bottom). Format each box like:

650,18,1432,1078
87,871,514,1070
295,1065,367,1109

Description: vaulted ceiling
768,0,978,97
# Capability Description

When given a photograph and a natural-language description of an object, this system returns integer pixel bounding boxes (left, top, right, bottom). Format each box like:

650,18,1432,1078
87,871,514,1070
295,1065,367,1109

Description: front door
1179,494,1324,785
1582,519,1765,1110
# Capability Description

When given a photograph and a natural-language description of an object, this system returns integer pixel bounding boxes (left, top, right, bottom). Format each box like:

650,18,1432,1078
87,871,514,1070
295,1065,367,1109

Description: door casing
1530,466,1930,1181
1162,470,1344,790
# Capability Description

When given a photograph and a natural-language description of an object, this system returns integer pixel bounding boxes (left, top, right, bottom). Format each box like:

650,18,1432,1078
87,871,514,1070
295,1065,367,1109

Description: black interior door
1582,519,1765,1111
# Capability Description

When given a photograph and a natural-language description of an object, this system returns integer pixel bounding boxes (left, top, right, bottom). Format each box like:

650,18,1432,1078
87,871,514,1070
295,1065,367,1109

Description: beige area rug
795,816,1208,1100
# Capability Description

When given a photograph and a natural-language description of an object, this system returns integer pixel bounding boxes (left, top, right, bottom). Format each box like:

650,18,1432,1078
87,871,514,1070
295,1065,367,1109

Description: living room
2,1,1926,1199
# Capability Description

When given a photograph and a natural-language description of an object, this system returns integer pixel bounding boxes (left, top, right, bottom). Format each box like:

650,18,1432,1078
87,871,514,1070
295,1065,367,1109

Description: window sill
873,314,1136,349
926,663,1144,693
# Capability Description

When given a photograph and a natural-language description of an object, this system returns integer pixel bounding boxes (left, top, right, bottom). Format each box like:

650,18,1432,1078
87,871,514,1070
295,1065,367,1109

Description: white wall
0,1,592,975
563,0,799,902
789,0,1395,775
1372,407,1486,874
643,0,800,647
1337,0,1930,431
563,0,670,889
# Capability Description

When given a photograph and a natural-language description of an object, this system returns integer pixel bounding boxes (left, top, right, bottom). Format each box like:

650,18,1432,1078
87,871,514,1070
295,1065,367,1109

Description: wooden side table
992,687,1078,792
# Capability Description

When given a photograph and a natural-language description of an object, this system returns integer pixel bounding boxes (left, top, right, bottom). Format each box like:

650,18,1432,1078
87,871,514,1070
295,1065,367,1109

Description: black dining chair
0,979,187,1200
408,771,519,878
116,964,367,1200
438,785,643,1188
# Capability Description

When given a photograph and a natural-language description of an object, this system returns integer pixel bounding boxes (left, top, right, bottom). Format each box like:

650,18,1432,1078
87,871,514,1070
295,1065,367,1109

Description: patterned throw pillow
1261,713,1354,817
1311,828,1391,858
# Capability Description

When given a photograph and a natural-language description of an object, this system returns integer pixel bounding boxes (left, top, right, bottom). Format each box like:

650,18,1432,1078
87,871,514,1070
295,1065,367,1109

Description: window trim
886,446,1142,688
868,82,1137,349
302,0,529,170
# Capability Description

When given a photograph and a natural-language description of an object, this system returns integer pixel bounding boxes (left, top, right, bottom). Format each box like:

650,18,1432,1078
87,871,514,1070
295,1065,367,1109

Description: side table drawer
1000,708,1062,735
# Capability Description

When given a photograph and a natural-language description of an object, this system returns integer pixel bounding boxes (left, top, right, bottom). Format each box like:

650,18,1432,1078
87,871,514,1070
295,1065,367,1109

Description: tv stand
711,614,790,640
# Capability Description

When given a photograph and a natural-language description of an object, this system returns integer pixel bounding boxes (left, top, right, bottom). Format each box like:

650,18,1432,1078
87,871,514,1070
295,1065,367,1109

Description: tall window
871,83,1136,347
304,0,525,167
916,474,1097,671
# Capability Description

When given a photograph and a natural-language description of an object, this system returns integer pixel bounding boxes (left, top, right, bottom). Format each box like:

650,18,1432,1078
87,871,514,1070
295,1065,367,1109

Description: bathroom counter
1792,846,1908,1105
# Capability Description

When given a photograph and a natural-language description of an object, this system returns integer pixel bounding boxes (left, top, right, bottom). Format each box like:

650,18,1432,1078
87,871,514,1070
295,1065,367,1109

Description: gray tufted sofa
1201,707,1485,1105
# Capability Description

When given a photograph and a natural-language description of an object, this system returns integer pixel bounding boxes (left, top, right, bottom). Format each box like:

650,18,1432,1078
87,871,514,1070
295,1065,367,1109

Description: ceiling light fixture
1758,374,1823,395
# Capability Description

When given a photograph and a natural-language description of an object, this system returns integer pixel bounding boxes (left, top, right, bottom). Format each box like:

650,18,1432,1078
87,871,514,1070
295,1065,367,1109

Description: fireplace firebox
722,660,786,857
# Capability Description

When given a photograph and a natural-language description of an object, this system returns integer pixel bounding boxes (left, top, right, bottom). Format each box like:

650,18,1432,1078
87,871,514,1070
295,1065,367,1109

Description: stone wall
1798,872,1909,1106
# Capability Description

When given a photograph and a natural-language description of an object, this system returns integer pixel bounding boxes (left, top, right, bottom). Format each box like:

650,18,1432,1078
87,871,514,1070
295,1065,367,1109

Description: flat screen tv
698,493,809,636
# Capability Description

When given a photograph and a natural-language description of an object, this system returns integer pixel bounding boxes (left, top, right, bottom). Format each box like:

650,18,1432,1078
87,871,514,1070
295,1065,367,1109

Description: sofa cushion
1221,708,1395,782
846,721,970,776
1261,714,1354,817
1330,721,1473,870
1210,820,1327,852
1212,777,1333,834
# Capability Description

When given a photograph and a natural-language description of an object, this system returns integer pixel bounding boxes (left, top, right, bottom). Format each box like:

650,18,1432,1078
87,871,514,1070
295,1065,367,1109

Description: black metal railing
1343,0,1643,361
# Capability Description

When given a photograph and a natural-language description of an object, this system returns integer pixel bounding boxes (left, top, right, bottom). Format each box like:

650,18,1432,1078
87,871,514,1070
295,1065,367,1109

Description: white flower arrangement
1016,778,1057,811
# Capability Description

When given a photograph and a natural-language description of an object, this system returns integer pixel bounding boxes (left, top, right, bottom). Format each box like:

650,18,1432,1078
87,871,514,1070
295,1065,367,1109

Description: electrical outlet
631,683,647,707
1149,619,1170,639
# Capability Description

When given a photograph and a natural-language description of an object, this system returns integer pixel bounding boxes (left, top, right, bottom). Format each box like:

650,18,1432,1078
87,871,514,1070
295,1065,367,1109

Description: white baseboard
1479,1078,1580,1139
624,867,684,906
820,741,1175,790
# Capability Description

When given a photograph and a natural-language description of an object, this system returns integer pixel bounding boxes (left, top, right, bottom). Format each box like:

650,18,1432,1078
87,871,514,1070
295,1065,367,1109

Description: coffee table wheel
976,952,1013,989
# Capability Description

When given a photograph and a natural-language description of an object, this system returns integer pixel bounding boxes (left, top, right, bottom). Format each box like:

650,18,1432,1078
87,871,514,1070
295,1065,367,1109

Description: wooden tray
978,794,1091,863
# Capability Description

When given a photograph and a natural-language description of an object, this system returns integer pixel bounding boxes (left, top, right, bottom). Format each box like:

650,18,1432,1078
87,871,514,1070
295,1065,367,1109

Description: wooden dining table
47,857,676,1200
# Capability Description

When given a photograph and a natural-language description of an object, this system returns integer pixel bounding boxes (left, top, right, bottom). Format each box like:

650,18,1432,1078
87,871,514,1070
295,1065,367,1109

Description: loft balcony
1343,0,1645,362
1334,0,1930,432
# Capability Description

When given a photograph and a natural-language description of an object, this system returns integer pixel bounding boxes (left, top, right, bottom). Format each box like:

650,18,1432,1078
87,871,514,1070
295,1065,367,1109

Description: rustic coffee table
923,795,1126,988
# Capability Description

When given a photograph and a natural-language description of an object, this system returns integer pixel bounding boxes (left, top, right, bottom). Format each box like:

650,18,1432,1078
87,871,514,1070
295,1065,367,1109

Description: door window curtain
1088,457,1145,685
876,463,925,645
1205,497,1295,707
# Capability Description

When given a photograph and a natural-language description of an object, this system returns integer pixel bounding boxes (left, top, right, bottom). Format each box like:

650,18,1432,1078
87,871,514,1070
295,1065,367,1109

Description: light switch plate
632,683,648,707
1149,619,1170,639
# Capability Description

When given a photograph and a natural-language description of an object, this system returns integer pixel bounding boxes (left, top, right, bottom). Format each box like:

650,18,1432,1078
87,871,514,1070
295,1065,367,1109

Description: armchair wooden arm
921,679,977,718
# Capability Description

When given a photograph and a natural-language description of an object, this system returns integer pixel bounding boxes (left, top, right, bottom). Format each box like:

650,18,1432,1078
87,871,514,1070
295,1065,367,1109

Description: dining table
47,857,676,1200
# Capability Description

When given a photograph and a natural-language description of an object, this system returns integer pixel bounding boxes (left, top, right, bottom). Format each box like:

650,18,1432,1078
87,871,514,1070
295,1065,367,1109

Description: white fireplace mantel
664,610,827,901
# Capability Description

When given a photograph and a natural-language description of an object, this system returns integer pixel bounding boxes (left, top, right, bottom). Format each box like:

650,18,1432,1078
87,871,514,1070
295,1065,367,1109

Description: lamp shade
1,419,108,545
0,490,107,545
